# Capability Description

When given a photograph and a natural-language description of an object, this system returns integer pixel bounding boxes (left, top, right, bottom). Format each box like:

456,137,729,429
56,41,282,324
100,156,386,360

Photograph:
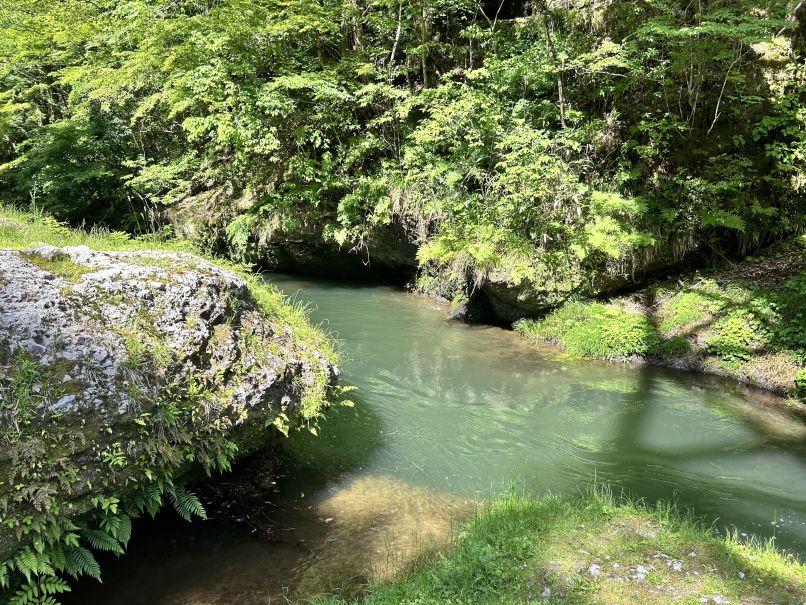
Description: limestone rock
0,246,336,559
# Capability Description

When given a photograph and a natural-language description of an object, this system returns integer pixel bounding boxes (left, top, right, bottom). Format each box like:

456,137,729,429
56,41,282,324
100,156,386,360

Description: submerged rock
0,245,337,560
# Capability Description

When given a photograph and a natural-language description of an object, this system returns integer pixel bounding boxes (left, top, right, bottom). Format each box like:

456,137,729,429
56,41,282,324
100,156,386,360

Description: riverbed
65,274,806,604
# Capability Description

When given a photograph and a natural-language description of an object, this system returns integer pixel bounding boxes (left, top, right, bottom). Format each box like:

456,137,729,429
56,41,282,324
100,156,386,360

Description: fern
44,545,64,573
132,482,164,517
167,485,207,522
0,560,11,588
80,528,124,555
62,546,101,580
9,577,70,605
99,514,132,547
13,548,54,582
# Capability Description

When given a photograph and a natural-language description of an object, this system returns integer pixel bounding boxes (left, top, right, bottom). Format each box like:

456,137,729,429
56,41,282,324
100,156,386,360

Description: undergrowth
514,302,659,359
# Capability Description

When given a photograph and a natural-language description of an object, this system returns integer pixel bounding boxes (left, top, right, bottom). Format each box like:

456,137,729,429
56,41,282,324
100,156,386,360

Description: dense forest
2,0,805,305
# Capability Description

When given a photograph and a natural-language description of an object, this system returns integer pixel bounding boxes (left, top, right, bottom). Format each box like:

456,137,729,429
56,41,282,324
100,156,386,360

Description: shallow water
66,275,806,604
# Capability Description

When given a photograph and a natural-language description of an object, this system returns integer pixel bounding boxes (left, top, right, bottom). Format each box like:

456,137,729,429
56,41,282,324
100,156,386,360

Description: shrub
795,370,806,400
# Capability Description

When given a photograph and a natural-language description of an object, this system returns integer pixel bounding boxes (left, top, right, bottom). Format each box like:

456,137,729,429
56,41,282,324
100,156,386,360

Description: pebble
700,596,730,605
52,395,77,412
634,564,649,580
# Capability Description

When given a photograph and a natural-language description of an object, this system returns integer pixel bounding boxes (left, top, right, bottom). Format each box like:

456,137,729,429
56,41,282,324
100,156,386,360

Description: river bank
185,206,806,400
314,489,806,605
515,237,806,400
59,269,806,605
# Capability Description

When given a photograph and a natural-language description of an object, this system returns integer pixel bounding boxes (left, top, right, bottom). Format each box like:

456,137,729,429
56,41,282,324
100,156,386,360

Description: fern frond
46,544,65,572
9,576,70,605
134,482,163,517
37,576,70,596
13,548,54,582
81,528,124,555
167,486,207,522
0,560,11,588
99,513,132,545
63,546,101,580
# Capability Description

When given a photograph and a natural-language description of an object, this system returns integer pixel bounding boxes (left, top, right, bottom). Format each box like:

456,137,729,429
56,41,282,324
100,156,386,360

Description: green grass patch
313,489,806,605
515,302,659,360
19,250,97,283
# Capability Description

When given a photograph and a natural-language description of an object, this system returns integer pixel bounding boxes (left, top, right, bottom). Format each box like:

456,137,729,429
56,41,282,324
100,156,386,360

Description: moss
19,250,96,284
314,489,806,605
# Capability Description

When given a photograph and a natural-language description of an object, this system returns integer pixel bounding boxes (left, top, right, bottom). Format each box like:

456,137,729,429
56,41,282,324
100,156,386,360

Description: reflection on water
66,275,806,604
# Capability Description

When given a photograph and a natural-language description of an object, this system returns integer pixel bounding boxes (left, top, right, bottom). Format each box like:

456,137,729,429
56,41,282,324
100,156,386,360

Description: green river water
66,274,806,604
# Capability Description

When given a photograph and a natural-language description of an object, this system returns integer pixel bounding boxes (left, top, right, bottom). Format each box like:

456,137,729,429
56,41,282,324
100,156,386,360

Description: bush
795,370,806,400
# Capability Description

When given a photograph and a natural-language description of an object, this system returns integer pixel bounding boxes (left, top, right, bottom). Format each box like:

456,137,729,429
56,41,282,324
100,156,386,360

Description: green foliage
656,283,724,333
1,0,803,296
516,302,659,360
652,335,692,358
166,485,207,522
773,274,806,361
795,369,806,399
0,480,208,604
705,310,763,366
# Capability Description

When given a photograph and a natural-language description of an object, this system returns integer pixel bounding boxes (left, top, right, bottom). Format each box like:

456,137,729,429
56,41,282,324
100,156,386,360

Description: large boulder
0,246,337,560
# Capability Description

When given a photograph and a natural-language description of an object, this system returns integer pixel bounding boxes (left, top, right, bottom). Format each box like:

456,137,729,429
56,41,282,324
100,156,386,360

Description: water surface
66,274,806,604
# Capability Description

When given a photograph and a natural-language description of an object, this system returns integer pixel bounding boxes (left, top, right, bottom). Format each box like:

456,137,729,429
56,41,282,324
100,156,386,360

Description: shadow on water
580,364,806,553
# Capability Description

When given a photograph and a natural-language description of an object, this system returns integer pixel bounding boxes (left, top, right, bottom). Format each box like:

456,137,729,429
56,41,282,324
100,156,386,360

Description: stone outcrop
0,246,337,560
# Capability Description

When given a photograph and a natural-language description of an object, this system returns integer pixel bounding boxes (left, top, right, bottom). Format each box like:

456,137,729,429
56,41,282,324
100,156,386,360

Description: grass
514,302,659,360
312,489,806,605
515,238,806,396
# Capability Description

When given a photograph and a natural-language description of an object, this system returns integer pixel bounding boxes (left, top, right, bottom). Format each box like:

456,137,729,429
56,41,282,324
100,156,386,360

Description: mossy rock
0,245,337,563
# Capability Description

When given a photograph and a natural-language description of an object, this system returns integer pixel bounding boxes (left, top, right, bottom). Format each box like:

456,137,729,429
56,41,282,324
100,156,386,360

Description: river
65,274,806,604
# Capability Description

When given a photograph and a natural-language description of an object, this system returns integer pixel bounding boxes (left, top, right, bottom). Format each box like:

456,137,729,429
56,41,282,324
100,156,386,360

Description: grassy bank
515,237,806,398
314,490,806,605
